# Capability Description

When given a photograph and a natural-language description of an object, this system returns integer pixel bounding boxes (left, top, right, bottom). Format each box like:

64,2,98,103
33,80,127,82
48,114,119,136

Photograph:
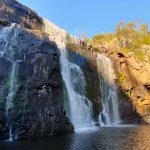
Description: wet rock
140,113,150,124
66,45,101,116
0,111,6,125
121,114,142,124
0,20,10,27
0,124,2,134
0,24,73,139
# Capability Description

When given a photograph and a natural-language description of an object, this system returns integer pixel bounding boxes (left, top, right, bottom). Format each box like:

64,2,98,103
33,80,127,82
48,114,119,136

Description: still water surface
0,125,150,150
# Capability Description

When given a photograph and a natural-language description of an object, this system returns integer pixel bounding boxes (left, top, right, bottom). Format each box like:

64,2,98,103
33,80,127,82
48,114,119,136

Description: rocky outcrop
0,0,43,30
66,43,101,117
0,0,73,140
0,24,73,140
96,46,150,123
66,42,150,124
0,0,150,142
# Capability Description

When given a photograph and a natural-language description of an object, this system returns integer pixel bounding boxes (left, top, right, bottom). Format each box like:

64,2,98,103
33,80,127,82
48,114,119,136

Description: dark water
0,125,150,150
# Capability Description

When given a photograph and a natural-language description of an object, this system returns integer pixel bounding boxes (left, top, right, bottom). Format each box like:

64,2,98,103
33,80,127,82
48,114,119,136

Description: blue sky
18,0,150,38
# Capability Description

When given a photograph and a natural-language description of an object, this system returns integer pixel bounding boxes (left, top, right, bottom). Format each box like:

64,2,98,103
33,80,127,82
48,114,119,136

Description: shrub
118,72,126,83
121,48,128,54
145,108,150,113
135,51,145,60
123,91,130,97
66,43,78,51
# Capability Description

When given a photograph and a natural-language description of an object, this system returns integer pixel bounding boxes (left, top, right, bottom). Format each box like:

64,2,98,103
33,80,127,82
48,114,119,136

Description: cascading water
60,49,94,129
0,26,10,57
6,61,18,141
97,54,120,125
6,62,18,118
0,24,19,140
43,19,95,130
6,62,18,141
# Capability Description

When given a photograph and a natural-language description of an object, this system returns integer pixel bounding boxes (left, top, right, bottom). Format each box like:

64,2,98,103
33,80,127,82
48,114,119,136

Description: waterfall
60,49,94,128
0,24,19,140
6,62,18,118
97,54,120,125
43,19,94,129
43,19,82,46
0,26,10,57
0,23,17,58
8,127,13,142
6,61,18,141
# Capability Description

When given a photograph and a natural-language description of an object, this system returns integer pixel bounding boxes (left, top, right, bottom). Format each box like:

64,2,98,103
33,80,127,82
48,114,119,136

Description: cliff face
0,0,150,141
66,44,101,117
94,46,150,123
0,0,73,140
66,43,150,124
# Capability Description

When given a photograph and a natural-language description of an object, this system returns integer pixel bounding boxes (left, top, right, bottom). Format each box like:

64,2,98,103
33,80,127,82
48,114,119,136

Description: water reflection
0,125,150,150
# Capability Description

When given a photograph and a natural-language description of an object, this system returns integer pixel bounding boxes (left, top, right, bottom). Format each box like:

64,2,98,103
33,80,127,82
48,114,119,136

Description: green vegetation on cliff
85,21,150,61
90,21,150,46
117,72,126,83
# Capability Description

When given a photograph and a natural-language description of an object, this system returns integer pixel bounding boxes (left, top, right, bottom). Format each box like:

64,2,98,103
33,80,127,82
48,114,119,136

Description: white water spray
0,24,19,141
6,61,18,141
97,54,120,125
0,23,18,58
60,49,94,128
43,19,95,129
